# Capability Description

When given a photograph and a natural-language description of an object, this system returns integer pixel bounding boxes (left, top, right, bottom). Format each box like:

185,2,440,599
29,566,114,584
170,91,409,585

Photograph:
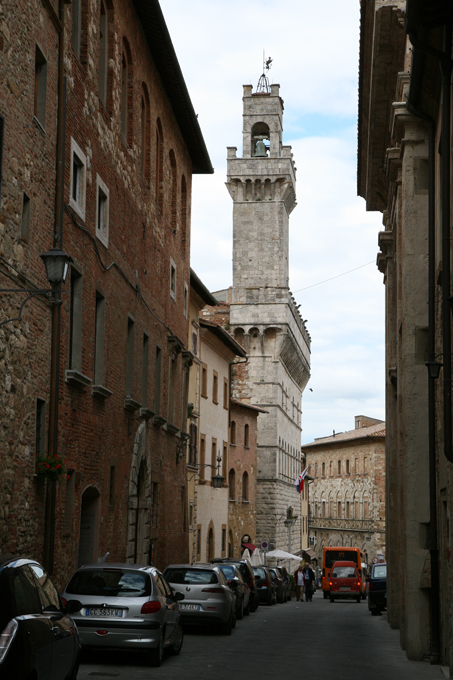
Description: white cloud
162,0,385,444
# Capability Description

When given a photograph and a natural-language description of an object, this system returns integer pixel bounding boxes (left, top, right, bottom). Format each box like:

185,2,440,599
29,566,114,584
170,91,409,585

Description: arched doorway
77,486,100,566
127,423,151,564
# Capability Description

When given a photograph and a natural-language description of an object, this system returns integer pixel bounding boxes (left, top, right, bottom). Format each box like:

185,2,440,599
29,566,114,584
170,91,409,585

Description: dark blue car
368,562,387,615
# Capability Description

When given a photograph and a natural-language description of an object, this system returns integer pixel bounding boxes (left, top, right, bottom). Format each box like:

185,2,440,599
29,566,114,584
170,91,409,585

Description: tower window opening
251,122,270,157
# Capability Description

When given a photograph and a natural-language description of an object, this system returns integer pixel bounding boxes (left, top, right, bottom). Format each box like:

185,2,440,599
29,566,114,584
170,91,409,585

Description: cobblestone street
78,592,447,680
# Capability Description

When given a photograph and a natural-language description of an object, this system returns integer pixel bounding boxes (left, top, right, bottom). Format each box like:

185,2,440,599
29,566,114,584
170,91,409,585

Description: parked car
211,558,259,612
252,566,276,606
62,563,184,666
329,561,361,603
164,564,236,634
267,567,286,603
0,554,80,680
216,563,250,618
368,563,387,616
274,566,292,602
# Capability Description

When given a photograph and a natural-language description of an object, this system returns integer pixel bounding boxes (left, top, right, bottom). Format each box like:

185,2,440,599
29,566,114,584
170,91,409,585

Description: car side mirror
174,591,185,602
64,600,82,615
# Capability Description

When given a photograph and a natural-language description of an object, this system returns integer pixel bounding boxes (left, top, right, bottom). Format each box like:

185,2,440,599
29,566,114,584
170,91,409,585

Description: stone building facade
302,417,386,565
203,81,311,555
358,0,453,667
228,398,265,558
0,0,212,587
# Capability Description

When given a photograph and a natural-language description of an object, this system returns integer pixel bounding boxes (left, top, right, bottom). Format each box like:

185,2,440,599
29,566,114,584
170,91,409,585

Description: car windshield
326,551,358,568
66,569,150,597
332,567,356,578
219,565,236,580
373,565,387,579
253,568,266,579
165,569,218,585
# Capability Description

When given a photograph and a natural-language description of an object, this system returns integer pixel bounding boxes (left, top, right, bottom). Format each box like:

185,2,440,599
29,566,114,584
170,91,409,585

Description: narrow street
78,591,445,680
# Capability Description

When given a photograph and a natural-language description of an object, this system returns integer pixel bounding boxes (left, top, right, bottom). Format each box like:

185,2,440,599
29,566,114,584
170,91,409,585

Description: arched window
98,0,108,105
121,40,133,144
169,150,177,231
181,175,188,253
251,122,270,157
230,420,236,445
242,472,249,501
207,527,214,561
155,118,163,212
244,423,250,447
229,469,235,500
141,85,150,180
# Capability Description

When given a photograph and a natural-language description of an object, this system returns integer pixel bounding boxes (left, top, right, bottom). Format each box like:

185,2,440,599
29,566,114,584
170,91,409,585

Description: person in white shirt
294,565,305,601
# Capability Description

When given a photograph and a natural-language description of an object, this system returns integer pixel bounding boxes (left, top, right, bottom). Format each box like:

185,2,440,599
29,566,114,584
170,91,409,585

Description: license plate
339,587,351,591
179,604,200,611
85,608,123,617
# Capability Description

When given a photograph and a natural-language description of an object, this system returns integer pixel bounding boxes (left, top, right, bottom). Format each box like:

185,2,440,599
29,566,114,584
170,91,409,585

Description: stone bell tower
226,79,311,554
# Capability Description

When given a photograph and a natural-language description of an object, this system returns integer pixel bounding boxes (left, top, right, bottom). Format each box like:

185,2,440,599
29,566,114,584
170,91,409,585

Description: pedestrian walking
294,565,305,602
304,565,315,602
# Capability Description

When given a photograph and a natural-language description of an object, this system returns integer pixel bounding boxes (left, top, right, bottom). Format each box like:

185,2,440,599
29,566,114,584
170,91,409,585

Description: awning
302,549,317,560
242,542,257,552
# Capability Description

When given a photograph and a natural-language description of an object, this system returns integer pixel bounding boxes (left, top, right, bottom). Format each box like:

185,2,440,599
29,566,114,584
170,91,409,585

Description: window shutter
0,114,5,204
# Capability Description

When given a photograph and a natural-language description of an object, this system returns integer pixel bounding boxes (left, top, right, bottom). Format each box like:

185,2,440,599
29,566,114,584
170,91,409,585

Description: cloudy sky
162,0,385,444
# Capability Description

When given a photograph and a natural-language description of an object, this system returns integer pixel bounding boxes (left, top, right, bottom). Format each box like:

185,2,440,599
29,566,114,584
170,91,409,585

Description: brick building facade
302,416,386,565
0,0,212,587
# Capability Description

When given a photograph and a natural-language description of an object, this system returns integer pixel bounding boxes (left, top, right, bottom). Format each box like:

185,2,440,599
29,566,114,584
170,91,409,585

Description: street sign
261,541,269,551
372,557,378,564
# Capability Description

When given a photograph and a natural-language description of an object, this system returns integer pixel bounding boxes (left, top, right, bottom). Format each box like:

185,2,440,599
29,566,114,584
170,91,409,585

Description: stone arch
234,327,245,348
127,422,151,564
248,327,260,355
77,485,101,566
263,326,281,358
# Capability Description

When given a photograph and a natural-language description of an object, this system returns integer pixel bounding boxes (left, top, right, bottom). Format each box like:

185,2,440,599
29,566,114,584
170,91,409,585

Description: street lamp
426,359,443,379
188,453,224,488
40,247,73,286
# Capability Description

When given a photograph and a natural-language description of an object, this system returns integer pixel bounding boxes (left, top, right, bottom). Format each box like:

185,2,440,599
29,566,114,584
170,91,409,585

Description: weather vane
256,52,273,94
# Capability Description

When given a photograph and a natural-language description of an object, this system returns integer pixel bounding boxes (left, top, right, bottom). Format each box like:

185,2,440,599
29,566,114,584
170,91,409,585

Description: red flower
46,464,50,469
56,464,61,469
67,475,70,480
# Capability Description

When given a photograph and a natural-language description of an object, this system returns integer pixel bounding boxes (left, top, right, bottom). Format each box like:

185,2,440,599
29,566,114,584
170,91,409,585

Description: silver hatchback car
61,563,184,666
164,564,236,634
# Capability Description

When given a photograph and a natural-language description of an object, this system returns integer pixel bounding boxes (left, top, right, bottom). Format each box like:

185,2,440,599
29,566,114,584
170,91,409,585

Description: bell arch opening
251,122,270,157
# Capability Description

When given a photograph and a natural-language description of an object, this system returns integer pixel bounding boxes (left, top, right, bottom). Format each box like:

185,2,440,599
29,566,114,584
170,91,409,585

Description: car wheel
356,597,361,604
149,633,164,667
323,591,328,599
330,596,334,603
169,624,184,656
222,609,234,635
237,597,244,620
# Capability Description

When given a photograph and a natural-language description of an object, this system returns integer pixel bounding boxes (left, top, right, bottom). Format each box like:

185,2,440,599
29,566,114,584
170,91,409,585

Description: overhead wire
293,260,375,293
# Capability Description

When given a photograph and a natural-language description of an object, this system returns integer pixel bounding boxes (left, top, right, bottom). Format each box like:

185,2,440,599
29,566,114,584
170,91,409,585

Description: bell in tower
253,136,268,157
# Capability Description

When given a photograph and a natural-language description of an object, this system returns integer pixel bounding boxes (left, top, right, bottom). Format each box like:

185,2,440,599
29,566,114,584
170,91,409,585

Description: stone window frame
95,173,109,248
201,363,208,398
69,137,87,221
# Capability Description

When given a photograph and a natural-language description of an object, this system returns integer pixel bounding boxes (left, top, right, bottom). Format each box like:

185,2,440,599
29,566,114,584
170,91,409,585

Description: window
199,435,206,480
212,371,218,404
154,346,161,414
201,363,207,398
21,192,31,240
69,268,83,370
169,150,177,231
364,499,369,519
141,334,149,407
184,282,188,319
141,85,150,180
189,500,193,528
94,292,105,385
35,398,46,457
223,378,228,409
222,527,226,554
69,138,86,220
329,461,333,477
355,458,358,474
364,457,368,473
337,501,341,517
322,462,325,477
98,1,108,105
170,258,176,300
346,459,350,475
242,472,249,501
315,463,318,477
121,48,129,141
230,420,236,445
109,465,116,505
222,441,227,480
96,175,109,247
155,119,163,211
211,438,217,472
71,0,82,57
346,501,350,519
244,423,250,447
330,500,333,517
192,331,197,356
125,317,134,396
167,353,177,425
181,175,188,254
229,469,235,499
189,423,197,466
322,502,325,518
338,460,341,475
34,45,47,128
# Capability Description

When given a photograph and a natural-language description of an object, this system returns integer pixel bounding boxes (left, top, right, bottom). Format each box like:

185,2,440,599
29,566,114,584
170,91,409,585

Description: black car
211,558,259,612
252,566,276,606
0,555,80,680
275,566,292,601
368,563,387,615
217,563,250,618
267,567,286,603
